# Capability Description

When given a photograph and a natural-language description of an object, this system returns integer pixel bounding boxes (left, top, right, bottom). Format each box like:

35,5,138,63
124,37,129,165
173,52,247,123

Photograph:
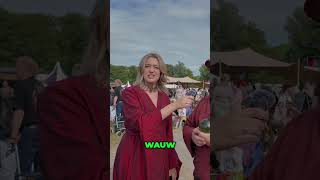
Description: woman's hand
174,96,194,109
192,128,206,147
198,131,210,146
212,108,269,151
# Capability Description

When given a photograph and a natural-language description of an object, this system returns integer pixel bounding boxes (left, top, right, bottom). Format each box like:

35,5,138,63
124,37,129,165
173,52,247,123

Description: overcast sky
0,0,303,73
224,0,304,46
0,0,94,16
110,0,210,76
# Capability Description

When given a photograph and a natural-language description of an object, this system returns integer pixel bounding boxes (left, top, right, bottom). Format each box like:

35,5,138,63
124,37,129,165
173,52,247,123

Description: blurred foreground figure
38,0,109,180
249,0,320,179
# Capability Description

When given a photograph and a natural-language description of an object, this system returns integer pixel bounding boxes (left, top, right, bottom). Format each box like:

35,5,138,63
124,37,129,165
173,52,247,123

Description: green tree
165,62,194,77
0,9,90,75
56,13,89,74
128,65,138,82
110,65,137,84
265,43,290,62
166,64,175,76
212,0,268,52
172,61,193,77
285,7,320,62
199,64,210,81
0,10,60,71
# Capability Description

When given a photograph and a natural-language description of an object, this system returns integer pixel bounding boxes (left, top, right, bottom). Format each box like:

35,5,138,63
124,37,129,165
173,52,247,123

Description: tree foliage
0,8,89,74
199,64,210,81
212,0,268,52
110,62,199,84
285,7,320,62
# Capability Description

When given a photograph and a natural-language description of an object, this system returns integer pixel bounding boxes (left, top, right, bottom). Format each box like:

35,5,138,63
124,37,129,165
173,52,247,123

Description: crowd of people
170,85,209,129
210,73,319,178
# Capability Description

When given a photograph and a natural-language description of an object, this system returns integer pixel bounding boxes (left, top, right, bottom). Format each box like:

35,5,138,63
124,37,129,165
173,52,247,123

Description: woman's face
143,57,161,85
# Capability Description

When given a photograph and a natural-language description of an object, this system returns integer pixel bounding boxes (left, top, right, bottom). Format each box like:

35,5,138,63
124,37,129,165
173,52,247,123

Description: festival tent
36,74,49,83
166,76,201,84
212,48,294,74
46,62,67,85
166,76,208,88
302,66,320,83
165,84,178,89
0,67,16,81
211,48,297,83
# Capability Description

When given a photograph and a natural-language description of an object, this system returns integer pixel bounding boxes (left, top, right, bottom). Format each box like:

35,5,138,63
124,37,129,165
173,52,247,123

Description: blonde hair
134,53,168,94
80,0,109,88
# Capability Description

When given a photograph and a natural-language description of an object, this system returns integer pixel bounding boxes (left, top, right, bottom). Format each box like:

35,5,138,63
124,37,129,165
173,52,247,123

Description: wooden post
297,58,300,88
219,59,222,77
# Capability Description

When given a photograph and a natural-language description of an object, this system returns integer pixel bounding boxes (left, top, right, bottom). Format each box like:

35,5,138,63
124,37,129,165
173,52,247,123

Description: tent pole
297,58,300,87
219,59,222,77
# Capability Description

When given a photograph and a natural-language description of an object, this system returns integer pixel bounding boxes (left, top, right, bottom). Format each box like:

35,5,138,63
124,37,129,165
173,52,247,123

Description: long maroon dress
113,85,182,180
183,96,210,180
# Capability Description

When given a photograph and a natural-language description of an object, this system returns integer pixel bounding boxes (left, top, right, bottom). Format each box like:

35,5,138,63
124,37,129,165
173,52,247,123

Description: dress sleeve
122,87,166,141
166,107,182,176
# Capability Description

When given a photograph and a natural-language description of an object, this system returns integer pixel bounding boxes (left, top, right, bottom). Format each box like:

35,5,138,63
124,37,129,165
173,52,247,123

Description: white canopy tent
46,62,67,85
165,84,178,89
166,76,201,84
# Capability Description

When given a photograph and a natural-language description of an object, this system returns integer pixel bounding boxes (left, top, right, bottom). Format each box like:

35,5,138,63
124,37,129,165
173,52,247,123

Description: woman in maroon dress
113,53,194,180
38,0,109,179
183,96,211,180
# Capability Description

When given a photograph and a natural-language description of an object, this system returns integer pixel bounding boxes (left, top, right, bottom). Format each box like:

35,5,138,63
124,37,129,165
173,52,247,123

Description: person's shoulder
122,85,139,96
49,75,93,88
288,106,320,130
14,79,26,88
198,96,210,106
44,75,93,97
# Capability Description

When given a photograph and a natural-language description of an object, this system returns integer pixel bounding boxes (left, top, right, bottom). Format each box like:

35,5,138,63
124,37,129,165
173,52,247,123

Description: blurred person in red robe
38,0,109,180
184,61,269,180
113,53,194,180
248,0,320,179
